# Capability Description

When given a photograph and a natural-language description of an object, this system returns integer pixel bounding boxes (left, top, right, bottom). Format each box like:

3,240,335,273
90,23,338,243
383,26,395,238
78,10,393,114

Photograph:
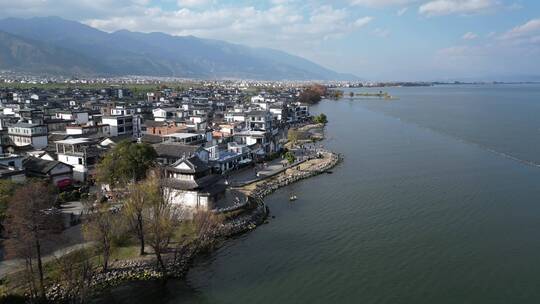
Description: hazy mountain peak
0,16,359,80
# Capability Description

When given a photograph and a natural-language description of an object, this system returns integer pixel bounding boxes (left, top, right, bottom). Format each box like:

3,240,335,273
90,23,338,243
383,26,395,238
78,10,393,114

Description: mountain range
0,17,357,81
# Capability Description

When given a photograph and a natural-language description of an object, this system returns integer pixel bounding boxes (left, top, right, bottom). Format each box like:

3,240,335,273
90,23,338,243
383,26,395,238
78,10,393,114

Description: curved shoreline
46,130,343,302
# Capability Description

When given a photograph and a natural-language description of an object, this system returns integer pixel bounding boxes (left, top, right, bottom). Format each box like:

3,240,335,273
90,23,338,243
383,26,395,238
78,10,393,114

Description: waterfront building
163,155,226,214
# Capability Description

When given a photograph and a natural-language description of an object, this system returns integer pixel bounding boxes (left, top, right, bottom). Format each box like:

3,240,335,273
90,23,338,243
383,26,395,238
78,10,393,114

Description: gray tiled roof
23,156,71,174
167,155,208,174
154,143,201,159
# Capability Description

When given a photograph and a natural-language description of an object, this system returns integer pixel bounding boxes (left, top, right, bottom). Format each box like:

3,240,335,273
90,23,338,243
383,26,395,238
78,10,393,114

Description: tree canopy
313,113,328,124
298,84,327,105
96,141,157,188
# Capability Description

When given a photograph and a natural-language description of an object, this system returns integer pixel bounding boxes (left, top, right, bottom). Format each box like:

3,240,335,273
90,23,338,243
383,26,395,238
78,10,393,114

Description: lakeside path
235,148,342,199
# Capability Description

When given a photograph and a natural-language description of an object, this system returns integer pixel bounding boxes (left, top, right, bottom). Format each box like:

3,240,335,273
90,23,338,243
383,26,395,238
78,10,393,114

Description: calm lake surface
93,84,540,304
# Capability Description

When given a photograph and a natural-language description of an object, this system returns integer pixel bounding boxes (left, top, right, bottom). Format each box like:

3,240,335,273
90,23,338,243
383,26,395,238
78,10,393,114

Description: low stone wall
248,150,342,200
45,151,341,302
46,200,269,302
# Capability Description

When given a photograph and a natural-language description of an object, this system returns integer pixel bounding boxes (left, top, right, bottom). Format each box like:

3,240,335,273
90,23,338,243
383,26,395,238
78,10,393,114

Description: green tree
314,113,328,125
96,141,157,189
284,151,296,164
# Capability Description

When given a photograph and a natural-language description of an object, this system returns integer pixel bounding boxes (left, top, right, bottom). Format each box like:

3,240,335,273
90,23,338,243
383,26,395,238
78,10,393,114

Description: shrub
284,152,296,164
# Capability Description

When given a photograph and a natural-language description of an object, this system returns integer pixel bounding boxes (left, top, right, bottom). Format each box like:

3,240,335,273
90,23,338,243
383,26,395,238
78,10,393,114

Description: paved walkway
0,241,94,278
0,201,90,278
227,145,322,186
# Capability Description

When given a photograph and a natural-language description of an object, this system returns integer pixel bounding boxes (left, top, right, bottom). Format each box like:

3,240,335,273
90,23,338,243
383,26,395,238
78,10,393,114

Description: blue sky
1,0,539,80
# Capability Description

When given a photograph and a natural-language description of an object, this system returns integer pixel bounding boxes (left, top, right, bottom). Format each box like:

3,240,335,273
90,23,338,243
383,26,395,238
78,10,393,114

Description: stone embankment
46,200,269,302
46,135,340,302
243,149,342,200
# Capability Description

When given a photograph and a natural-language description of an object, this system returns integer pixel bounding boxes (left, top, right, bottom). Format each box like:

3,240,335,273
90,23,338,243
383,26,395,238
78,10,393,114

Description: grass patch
111,246,139,260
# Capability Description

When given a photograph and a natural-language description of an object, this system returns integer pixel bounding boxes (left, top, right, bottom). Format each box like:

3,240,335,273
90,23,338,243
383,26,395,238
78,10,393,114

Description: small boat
289,195,298,201
325,171,333,174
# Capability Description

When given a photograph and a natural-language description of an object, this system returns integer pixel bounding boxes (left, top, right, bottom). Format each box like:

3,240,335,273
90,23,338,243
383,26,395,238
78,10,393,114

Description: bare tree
287,128,299,145
4,181,61,300
82,199,120,272
143,170,181,272
53,248,96,304
123,181,150,256
192,211,223,249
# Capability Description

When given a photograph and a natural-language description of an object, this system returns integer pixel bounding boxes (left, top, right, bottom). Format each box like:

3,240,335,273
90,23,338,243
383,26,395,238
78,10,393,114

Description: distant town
2,72,536,89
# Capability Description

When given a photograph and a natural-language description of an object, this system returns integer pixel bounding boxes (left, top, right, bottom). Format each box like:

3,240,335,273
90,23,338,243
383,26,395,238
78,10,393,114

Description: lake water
93,84,540,304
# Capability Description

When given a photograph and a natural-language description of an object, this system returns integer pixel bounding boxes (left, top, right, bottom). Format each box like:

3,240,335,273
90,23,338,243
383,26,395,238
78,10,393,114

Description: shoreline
45,123,343,302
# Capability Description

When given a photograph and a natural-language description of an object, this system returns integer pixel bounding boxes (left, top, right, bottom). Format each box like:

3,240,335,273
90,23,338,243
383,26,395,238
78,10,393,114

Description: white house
110,106,137,116
152,107,177,121
55,111,89,124
66,124,110,137
224,112,246,123
8,122,48,149
55,138,99,182
0,153,26,183
163,156,226,214
102,115,134,137
246,110,273,131
163,133,205,145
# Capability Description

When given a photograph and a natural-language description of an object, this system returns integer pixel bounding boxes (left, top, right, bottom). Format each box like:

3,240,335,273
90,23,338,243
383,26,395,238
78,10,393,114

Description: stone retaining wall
248,150,342,201
46,200,270,302
46,151,341,302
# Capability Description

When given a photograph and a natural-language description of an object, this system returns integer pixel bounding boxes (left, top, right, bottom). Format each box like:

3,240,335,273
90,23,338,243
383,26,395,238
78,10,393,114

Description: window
78,158,83,165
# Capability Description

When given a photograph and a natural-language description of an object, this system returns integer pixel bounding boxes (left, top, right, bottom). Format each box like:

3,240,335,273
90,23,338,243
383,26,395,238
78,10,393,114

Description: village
0,81,340,302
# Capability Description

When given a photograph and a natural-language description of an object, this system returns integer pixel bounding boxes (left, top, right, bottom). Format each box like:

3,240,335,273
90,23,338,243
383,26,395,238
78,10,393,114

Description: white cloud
435,17,540,77
0,0,149,19
350,0,417,7
372,28,390,37
419,0,498,16
82,4,373,55
462,31,478,40
354,16,374,28
177,0,211,8
397,7,409,16
499,19,540,40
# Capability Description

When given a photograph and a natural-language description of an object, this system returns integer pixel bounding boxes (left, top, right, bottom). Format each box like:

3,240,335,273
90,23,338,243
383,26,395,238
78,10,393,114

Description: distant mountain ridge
0,17,358,81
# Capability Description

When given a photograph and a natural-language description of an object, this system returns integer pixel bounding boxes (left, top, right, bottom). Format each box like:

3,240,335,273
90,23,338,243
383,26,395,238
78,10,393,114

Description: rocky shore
46,126,341,302
46,200,269,302
243,149,342,200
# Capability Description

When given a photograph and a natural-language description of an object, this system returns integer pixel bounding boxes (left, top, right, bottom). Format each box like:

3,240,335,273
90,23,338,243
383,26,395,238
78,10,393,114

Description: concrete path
227,145,321,186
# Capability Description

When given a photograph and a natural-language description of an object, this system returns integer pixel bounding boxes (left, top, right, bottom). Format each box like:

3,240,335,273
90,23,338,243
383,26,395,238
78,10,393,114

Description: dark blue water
93,84,540,304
